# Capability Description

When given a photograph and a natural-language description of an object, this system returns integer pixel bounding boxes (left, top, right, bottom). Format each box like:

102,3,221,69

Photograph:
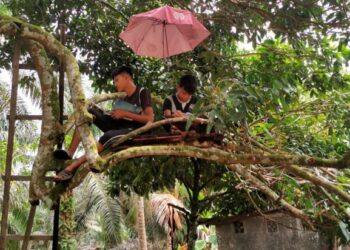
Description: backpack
112,87,145,114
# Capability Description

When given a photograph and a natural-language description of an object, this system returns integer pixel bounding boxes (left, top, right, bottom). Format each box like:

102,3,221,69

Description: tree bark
187,159,201,250
285,164,350,203
137,195,148,250
48,141,350,202
166,234,172,250
59,191,77,250
24,39,61,202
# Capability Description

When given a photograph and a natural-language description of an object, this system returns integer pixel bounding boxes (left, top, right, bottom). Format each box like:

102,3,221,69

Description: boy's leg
54,142,104,180
68,128,80,158
61,107,112,159
55,106,137,160
98,128,134,148
88,106,115,132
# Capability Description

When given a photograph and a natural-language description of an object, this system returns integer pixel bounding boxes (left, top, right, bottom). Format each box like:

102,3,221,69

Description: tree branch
24,39,60,202
228,164,315,230
285,165,350,204
168,203,190,216
318,187,350,221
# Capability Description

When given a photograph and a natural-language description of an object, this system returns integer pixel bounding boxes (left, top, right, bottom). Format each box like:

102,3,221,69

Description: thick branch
48,143,350,200
24,39,60,202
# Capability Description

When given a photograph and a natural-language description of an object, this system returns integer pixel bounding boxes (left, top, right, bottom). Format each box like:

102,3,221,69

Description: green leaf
0,4,12,16
185,114,195,131
337,176,350,185
209,235,218,246
339,221,350,242
195,240,206,250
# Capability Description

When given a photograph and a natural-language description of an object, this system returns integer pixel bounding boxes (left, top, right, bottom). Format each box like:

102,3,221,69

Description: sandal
54,169,73,181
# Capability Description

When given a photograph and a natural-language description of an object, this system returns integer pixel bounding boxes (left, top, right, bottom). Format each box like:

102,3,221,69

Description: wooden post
21,205,37,250
57,23,66,149
0,39,21,250
52,22,67,250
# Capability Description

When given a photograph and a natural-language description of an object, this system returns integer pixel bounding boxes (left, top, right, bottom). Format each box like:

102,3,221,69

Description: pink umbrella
119,6,210,59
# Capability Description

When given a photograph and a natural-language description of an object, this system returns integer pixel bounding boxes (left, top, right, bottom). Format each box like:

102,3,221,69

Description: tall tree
1,1,350,249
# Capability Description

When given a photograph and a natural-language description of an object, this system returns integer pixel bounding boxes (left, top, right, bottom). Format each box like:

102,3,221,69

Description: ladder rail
0,39,21,250
21,205,37,250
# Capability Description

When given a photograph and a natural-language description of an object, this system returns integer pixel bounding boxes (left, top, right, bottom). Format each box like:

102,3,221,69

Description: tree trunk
166,233,172,250
187,217,198,250
24,39,61,202
59,191,77,250
137,195,148,250
187,159,201,250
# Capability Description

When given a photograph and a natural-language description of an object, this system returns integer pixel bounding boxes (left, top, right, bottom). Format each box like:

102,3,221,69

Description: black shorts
88,106,143,146
98,128,134,146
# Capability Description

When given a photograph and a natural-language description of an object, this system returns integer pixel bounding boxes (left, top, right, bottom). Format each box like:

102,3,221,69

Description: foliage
74,173,124,247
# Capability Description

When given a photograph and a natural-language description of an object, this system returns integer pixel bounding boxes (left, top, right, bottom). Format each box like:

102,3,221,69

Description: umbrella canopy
119,6,210,59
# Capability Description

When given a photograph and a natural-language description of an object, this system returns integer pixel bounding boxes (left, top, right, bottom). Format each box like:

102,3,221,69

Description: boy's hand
171,125,182,134
173,110,186,117
111,109,128,119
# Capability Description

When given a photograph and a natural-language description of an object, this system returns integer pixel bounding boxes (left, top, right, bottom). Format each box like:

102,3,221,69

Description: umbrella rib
173,26,196,51
135,20,156,55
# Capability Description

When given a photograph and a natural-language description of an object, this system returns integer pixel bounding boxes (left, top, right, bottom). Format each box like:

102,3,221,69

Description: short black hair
179,74,197,95
111,66,133,79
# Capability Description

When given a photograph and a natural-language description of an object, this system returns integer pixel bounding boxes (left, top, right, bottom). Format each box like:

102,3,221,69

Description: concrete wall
216,212,329,250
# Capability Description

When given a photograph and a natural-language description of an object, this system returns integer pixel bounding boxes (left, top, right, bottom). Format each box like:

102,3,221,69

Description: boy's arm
163,109,172,118
111,107,154,123
111,88,154,123
163,97,174,118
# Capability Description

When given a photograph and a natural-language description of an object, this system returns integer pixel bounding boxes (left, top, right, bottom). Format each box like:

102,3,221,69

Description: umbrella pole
163,21,171,70
164,21,170,58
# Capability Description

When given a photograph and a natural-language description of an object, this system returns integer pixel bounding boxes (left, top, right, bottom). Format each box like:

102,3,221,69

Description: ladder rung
6,234,53,241
19,63,59,71
1,175,56,181
6,115,68,120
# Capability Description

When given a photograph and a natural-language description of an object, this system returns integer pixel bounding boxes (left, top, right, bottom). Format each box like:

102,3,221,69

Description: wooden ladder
0,24,67,250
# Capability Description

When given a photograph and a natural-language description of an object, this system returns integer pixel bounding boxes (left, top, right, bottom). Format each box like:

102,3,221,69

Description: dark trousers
88,107,142,145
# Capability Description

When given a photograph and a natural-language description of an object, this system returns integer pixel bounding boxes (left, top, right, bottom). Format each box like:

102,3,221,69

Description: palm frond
0,81,39,142
19,73,41,108
92,174,123,243
75,175,99,231
8,207,28,233
150,193,185,234
74,173,123,243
